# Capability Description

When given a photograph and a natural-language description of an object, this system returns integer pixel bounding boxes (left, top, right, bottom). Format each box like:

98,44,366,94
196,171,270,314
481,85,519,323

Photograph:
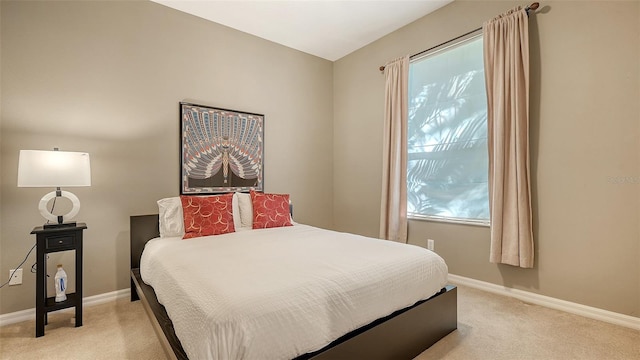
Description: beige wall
334,0,640,316
0,1,3,306
0,0,334,314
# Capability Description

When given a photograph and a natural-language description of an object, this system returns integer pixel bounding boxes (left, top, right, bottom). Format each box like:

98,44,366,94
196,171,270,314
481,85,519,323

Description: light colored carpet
0,298,165,360
1,284,638,359
417,285,639,360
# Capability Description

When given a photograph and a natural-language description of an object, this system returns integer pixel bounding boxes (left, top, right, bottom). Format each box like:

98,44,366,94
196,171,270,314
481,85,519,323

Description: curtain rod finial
528,2,539,11
379,66,386,72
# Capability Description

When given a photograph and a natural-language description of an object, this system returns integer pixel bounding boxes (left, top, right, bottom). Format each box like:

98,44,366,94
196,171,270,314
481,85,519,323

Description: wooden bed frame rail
130,214,457,360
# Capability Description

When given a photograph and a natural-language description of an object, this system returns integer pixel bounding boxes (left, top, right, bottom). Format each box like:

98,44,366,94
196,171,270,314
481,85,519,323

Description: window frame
406,30,490,227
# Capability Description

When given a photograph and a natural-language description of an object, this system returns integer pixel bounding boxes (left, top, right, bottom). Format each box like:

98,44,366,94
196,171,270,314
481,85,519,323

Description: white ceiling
151,0,453,61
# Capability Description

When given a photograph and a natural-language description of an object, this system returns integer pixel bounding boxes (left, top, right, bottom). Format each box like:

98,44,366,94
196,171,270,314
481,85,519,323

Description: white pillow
231,193,242,231
157,197,185,238
236,192,253,229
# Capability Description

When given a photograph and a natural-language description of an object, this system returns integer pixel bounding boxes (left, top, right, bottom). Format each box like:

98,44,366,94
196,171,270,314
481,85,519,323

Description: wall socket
427,239,435,251
9,269,23,285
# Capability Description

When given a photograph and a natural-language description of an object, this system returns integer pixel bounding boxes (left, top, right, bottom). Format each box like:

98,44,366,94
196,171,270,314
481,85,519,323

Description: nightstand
31,223,87,337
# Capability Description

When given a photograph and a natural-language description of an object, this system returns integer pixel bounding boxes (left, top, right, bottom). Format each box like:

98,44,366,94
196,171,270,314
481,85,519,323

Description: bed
130,212,457,360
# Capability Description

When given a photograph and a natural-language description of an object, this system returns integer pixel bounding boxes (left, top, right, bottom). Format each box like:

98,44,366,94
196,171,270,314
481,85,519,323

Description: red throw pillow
250,190,292,229
181,194,235,239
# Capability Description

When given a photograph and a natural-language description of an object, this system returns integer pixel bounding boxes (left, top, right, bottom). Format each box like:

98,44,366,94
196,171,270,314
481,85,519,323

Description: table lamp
17,149,91,228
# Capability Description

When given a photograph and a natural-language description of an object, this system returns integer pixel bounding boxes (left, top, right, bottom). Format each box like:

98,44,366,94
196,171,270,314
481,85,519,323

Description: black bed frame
130,214,457,360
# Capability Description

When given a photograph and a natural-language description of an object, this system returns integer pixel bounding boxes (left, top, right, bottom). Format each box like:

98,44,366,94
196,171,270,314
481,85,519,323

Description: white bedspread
140,224,448,360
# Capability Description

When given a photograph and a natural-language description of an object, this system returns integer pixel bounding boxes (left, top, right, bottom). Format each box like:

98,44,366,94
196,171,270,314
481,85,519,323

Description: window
407,33,489,225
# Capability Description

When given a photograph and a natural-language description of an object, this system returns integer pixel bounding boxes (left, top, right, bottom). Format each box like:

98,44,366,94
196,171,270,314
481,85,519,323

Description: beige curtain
380,56,409,243
483,7,534,268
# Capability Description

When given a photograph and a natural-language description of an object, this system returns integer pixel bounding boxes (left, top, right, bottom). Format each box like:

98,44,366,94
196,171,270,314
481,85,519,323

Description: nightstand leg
75,234,83,327
35,241,45,337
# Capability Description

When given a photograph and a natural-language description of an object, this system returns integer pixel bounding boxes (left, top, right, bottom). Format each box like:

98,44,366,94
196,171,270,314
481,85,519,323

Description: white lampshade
17,149,91,227
18,150,91,187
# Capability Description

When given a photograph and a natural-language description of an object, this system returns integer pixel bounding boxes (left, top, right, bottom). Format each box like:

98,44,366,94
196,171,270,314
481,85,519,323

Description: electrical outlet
9,269,23,285
427,239,435,251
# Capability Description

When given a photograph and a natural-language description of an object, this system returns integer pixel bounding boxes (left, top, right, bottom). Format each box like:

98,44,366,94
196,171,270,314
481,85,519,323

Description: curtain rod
379,2,540,72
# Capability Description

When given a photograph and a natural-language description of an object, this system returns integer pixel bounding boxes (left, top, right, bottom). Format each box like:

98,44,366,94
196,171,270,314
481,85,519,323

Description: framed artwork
180,102,264,195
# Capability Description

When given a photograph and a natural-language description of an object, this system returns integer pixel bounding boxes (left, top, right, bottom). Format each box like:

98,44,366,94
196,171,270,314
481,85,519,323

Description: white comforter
140,224,448,360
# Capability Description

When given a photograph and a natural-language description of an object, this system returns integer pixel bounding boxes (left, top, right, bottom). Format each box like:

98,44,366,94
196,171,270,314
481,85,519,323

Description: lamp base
38,190,81,225
43,222,78,229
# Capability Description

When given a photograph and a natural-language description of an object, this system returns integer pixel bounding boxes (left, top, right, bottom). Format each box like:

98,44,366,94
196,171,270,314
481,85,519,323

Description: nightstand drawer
46,235,75,250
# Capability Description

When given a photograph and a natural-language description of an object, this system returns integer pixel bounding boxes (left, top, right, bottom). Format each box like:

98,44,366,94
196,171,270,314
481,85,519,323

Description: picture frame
180,102,264,195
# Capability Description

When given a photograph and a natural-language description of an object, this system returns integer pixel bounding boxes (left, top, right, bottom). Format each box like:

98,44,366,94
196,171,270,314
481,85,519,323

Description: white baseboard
448,274,640,331
0,288,131,327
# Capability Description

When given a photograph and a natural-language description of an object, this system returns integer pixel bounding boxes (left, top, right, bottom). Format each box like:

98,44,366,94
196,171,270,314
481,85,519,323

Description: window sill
408,214,490,227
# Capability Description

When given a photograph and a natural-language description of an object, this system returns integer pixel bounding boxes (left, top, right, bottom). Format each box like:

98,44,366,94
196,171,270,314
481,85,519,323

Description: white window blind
407,33,489,225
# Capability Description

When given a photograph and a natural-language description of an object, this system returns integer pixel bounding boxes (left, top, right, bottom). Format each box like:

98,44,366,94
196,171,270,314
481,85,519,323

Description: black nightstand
31,223,87,337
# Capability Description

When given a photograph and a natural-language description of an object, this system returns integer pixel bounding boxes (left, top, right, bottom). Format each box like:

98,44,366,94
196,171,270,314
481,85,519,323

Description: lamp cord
0,243,37,289
46,194,58,225
3,187,62,286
